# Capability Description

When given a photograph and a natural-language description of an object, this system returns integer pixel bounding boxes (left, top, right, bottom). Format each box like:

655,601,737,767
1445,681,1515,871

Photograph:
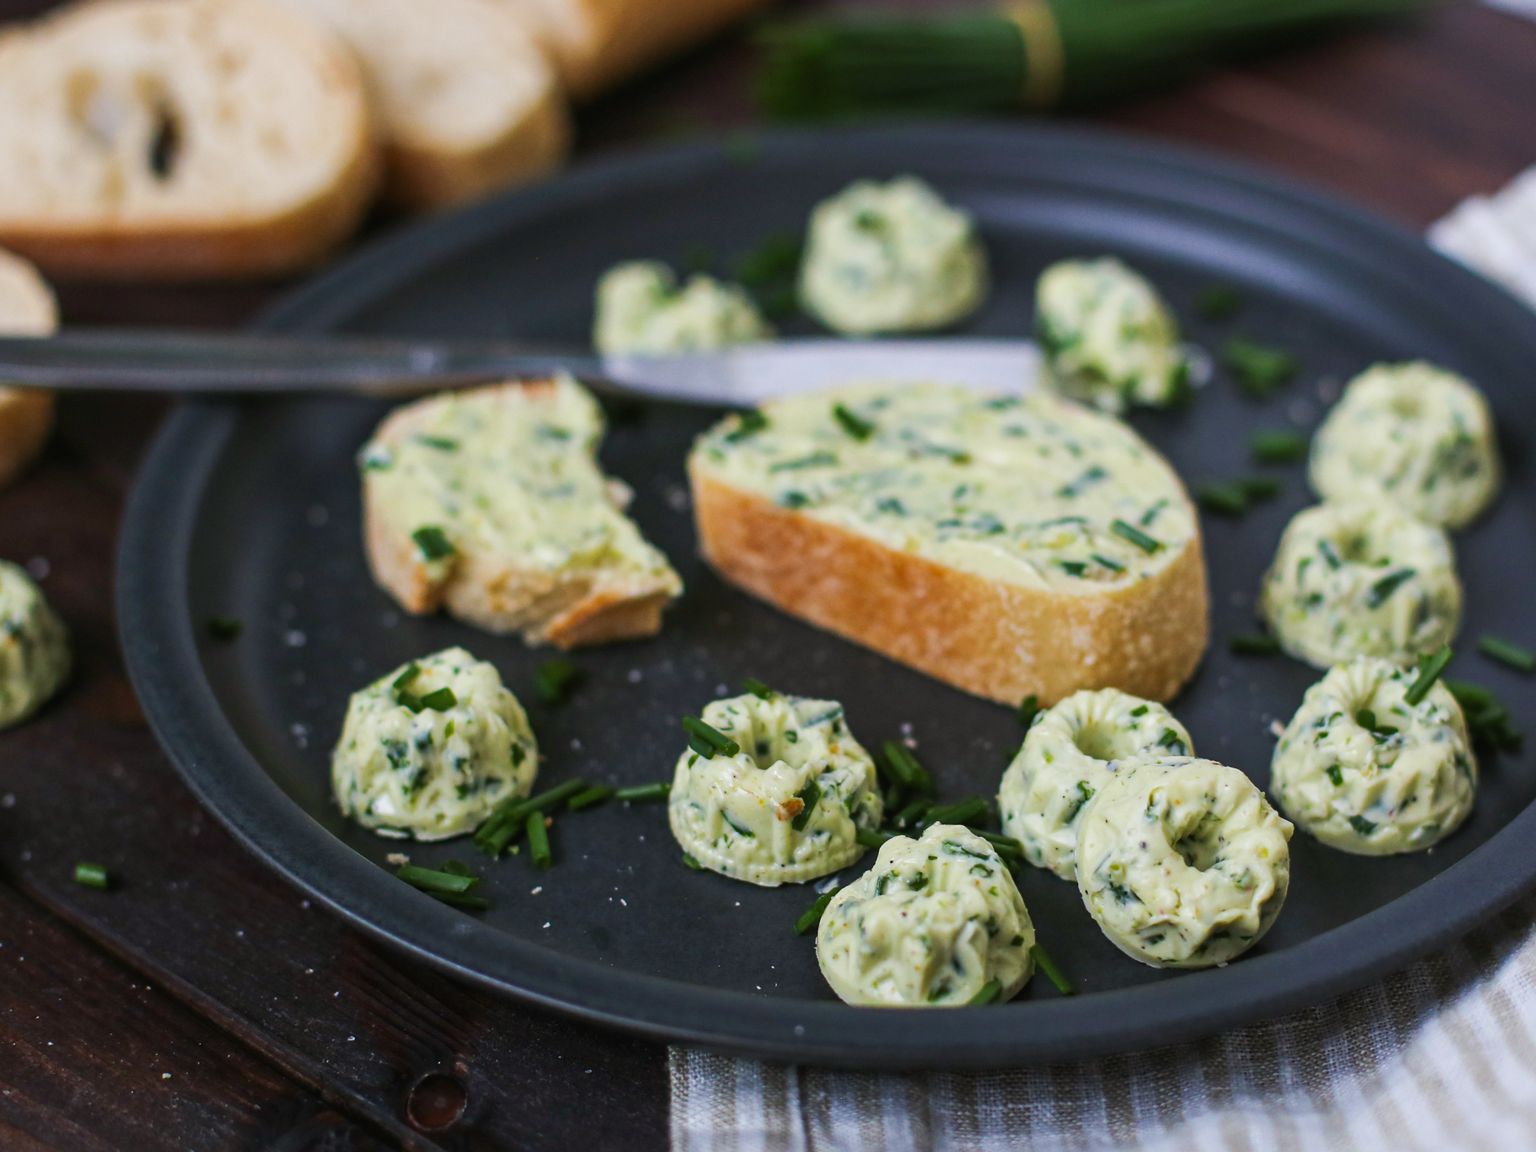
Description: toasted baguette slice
362,377,683,648
0,249,58,489
688,383,1209,706
0,0,379,279
271,0,570,211
503,0,774,99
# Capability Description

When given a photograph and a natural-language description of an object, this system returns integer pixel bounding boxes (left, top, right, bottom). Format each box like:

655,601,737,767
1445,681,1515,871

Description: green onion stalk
757,0,1435,119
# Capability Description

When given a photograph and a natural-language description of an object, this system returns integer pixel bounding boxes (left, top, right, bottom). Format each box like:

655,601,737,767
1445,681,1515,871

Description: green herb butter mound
817,824,1035,1006
332,647,538,840
593,260,772,354
799,176,988,335
1260,501,1461,669
1076,757,1292,969
668,691,882,886
1310,361,1501,530
1271,656,1476,856
0,560,69,729
1035,257,1188,413
999,688,1193,881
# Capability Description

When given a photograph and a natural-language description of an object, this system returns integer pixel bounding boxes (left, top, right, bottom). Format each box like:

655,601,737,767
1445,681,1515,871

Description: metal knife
0,330,1041,406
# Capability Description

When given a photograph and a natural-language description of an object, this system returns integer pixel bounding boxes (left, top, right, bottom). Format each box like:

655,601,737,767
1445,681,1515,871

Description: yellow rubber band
1006,0,1065,110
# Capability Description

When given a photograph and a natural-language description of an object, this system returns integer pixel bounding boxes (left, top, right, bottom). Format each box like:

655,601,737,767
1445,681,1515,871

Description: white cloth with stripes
669,172,1536,1150
671,894,1536,1151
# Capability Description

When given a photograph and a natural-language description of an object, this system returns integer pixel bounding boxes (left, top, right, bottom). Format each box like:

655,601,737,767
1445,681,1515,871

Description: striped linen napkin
669,171,1536,1151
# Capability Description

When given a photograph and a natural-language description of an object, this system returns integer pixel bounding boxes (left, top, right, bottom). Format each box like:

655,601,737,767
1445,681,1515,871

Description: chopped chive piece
1017,694,1040,729
833,404,875,441
1251,428,1308,464
567,784,614,811
1111,519,1162,554
894,798,932,828
1031,943,1074,995
73,862,110,890
1348,815,1377,837
411,525,455,561
769,450,838,473
881,741,934,796
1366,568,1417,609
1224,339,1297,397
1092,554,1126,574
397,863,478,896
1478,635,1536,674
856,827,892,850
1195,483,1249,517
392,662,422,692
534,659,581,706
474,778,588,855
683,716,741,758
795,886,839,935
725,410,769,442
615,781,671,803
1230,633,1281,656
526,811,552,869
973,830,1025,859
1326,765,1344,786
1198,284,1241,321
791,777,822,831
1240,476,1281,501
414,435,459,451
1405,646,1453,706
417,687,457,712
206,616,243,642
924,797,989,827
682,853,702,870
733,233,801,285
1447,679,1523,752
967,979,1003,1006
432,891,490,910
742,677,775,699
439,859,474,877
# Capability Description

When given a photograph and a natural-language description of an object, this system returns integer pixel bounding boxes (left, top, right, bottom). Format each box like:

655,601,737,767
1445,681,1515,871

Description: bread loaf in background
0,250,58,490
503,0,776,99
271,0,570,211
0,0,379,279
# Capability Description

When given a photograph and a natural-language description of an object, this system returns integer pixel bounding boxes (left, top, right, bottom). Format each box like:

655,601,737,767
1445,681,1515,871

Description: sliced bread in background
0,0,379,279
503,0,775,99
0,250,58,490
272,0,570,211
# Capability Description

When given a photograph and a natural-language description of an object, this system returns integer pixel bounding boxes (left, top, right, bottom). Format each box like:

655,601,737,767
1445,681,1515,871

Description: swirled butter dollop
594,260,771,354
0,560,68,729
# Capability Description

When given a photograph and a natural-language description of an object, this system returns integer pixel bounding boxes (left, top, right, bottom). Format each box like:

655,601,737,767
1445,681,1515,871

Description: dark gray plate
119,124,1536,1068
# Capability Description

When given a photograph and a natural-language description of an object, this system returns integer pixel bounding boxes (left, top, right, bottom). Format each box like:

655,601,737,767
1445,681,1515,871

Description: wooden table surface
1,3,1533,1148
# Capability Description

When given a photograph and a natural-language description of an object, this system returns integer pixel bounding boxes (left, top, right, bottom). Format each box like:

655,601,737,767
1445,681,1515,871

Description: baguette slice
688,382,1209,706
271,0,570,211
0,249,58,490
0,0,379,279
362,377,683,648
503,0,774,99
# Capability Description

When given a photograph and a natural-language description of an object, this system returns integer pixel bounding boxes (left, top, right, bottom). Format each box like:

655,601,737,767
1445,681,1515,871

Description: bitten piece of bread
271,0,570,211
503,0,775,99
0,249,58,490
361,376,683,648
688,382,1210,706
0,0,379,279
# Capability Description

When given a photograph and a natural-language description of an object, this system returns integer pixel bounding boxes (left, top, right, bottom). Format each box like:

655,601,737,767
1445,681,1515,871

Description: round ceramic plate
119,124,1536,1067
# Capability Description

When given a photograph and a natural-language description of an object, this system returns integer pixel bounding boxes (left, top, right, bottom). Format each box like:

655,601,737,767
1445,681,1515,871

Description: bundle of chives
757,0,1433,120
474,778,588,856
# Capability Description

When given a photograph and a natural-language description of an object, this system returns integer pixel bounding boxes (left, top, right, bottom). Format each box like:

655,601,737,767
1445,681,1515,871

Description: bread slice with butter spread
0,0,379,279
361,377,682,648
0,248,58,490
688,382,1209,706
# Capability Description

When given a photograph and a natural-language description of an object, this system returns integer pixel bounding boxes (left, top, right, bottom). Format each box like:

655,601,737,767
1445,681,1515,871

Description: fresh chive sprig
1479,635,1536,674
1031,943,1075,996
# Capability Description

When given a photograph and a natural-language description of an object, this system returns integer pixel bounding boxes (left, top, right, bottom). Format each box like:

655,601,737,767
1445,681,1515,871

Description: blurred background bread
0,0,379,280
271,0,570,211
0,248,57,489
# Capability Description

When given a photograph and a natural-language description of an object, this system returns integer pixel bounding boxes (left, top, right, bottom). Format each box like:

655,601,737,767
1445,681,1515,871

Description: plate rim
119,121,1536,1068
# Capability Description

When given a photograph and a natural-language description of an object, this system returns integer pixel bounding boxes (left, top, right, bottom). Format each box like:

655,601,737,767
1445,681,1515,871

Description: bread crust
689,464,1210,706
0,389,55,490
362,379,678,649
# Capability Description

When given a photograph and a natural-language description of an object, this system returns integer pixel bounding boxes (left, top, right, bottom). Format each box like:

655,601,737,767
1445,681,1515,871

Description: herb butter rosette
1261,501,1462,669
1310,361,1501,530
593,260,772,354
1271,657,1476,856
1076,757,1293,969
999,688,1193,880
668,689,883,886
332,647,539,840
1035,257,1188,413
798,176,987,335
0,560,69,729
816,824,1036,1006
688,381,1208,705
